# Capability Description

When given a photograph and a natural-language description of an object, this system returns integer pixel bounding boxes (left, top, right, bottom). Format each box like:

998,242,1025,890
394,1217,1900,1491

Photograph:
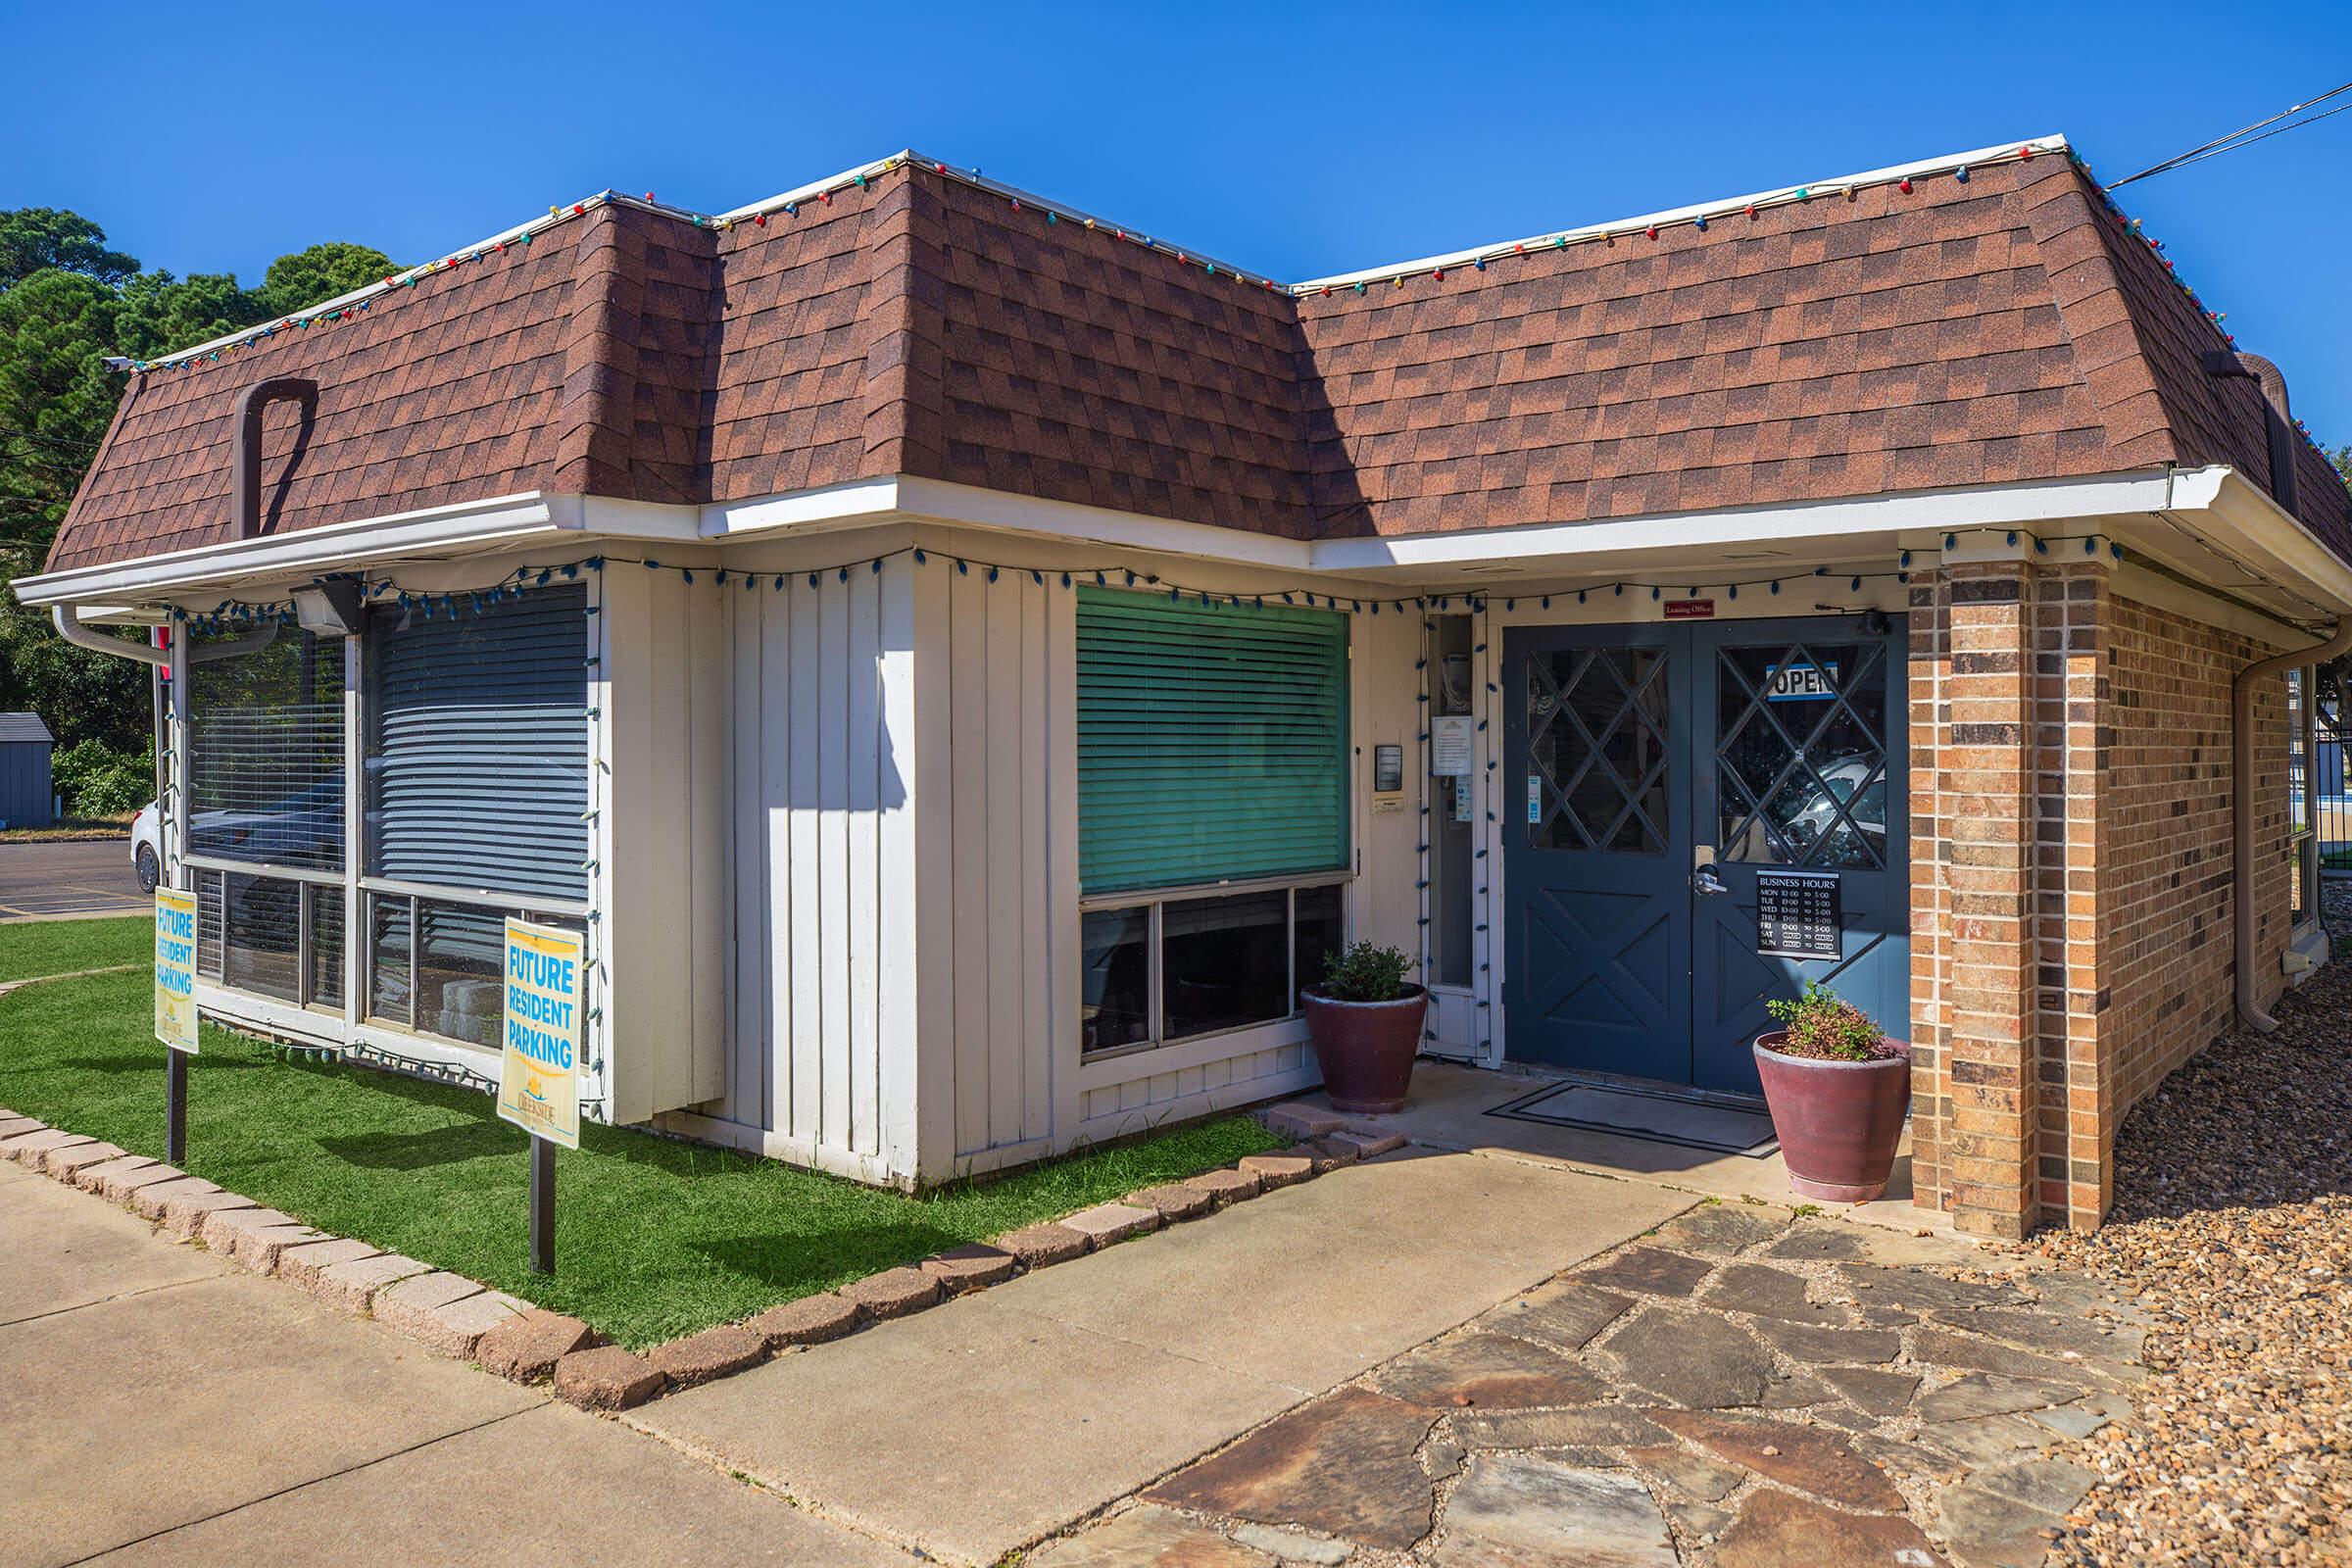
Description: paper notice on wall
154,889,198,1054
498,919,583,1150
1431,715,1474,777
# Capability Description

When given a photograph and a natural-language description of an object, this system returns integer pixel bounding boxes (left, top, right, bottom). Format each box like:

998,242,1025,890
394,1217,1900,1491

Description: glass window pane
366,586,588,902
196,868,224,979
222,872,300,1002
1080,907,1152,1054
1529,647,1668,854
188,628,345,872
1163,890,1289,1040
1717,641,1887,868
416,900,506,1048
368,894,413,1027
1294,884,1345,1009
310,889,345,1010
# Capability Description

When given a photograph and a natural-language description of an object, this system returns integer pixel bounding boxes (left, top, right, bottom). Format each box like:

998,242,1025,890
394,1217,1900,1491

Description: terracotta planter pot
1752,1031,1912,1203
1303,985,1430,1114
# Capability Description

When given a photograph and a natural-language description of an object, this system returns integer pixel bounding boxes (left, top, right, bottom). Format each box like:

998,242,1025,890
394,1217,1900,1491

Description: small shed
0,712,56,828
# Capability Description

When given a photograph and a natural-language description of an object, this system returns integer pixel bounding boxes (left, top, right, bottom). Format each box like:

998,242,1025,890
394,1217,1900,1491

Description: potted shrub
1753,981,1911,1202
1302,942,1429,1113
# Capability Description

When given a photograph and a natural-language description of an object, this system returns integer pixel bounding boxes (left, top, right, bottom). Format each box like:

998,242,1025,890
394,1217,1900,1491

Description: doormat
1485,1081,1779,1156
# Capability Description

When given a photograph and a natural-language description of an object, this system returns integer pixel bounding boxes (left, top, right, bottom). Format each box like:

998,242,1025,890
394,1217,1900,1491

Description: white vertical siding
689,552,919,1184
602,562,729,1124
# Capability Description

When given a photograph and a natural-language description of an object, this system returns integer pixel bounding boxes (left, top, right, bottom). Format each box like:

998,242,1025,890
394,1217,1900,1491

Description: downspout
51,605,277,665
2234,620,2352,1030
52,605,169,667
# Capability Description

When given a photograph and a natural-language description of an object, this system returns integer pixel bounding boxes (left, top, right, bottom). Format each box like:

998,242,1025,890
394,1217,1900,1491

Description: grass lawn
0,941,1280,1348
0,914,154,984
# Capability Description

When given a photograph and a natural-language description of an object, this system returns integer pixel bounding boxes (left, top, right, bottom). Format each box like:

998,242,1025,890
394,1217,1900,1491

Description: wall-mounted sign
1755,870,1842,959
1527,773,1544,824
1430,715,1474,777
154,889,199,1054
498,919,583,1151
1663,599,1716,620
1374,744,1403,793
1763,660,1840,702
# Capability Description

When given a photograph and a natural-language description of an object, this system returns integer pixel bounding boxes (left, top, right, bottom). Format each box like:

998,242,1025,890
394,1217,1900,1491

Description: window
366,586,589,903
1075,588,1351,1056
1076,588,1348,895
361,585,591,1047
184,625,348,1014
187,626,344,871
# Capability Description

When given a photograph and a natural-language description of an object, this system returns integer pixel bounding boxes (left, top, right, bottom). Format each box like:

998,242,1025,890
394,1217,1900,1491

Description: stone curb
10,1098,1408,1414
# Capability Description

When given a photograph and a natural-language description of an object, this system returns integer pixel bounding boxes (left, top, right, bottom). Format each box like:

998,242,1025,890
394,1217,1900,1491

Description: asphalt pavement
0,838,147,921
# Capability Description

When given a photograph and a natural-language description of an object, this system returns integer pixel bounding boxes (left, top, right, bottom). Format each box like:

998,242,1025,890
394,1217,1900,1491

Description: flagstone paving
1043,1205,2151,1568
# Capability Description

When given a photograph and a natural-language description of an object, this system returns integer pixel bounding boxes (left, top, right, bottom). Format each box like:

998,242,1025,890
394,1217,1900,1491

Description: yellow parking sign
154,888,199,1054
497,918,582,1150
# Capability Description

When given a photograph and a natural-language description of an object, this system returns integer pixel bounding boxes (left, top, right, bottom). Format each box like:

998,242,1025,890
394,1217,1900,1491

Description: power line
2107,81,2352,190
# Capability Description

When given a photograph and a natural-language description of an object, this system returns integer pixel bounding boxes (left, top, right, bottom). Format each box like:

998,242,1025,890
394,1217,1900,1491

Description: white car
131,800,162,893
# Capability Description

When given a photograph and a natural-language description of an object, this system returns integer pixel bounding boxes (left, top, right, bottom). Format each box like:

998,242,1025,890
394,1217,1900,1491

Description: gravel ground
2037,880,2352,1567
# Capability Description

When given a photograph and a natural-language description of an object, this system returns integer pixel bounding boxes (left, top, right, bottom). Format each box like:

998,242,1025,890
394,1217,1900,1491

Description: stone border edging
0,1099,1405,1412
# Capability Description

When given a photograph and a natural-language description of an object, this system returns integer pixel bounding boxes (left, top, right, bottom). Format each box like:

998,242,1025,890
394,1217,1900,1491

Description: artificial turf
0,928,1280,1348
0,914,155,984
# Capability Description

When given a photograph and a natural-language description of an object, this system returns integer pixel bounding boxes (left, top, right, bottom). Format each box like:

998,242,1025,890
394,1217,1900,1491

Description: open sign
1764,660,1839,702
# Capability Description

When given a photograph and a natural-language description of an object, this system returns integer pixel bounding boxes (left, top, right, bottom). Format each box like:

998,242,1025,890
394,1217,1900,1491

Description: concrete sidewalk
0,1158,909,1568
631,1148,1694,1565
3,1133,1692,1567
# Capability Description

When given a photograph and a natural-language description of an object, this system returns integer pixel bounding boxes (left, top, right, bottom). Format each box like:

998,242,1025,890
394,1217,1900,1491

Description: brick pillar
2032,563,2114,1229
1917,562,2039,1238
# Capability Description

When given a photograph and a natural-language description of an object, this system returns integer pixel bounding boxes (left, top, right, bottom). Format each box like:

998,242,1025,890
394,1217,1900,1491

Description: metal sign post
528,1135,556,1275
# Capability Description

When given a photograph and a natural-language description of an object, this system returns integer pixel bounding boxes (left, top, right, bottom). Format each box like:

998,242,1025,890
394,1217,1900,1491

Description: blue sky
9,0,2348,440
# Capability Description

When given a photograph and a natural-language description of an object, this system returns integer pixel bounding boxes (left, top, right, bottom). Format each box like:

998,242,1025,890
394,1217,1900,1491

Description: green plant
48,737,148,816
1762,980,1896,1062
1320,940,1415,1003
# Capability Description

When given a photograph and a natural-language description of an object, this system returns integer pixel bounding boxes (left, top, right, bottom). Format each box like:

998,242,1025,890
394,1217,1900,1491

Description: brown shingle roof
44,147,2352,575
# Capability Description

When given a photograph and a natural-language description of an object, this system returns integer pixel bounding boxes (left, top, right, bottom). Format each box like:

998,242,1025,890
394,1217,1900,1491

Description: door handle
1691,863,1728,896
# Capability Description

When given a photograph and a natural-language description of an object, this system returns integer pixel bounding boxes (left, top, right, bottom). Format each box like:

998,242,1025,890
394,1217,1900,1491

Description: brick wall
1910,559,2296,1235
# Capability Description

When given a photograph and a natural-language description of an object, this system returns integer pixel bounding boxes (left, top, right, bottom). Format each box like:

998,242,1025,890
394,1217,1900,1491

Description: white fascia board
698,475,906,538
1309,470,2177,574
2172,465,2352,614
574,494,705,542
1295,136,2070,292
10,492,564,608
890,474,1316,570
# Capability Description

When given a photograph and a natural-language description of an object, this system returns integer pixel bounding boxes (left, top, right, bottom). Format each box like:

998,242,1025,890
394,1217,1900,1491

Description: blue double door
1501,616,1908,1096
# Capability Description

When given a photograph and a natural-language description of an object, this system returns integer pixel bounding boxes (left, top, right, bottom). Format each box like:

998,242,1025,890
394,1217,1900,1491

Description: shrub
49,739,150,818
1319,941,1416,1003
1762,980,1898,1062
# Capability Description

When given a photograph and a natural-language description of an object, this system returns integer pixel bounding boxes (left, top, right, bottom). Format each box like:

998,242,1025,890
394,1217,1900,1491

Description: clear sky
8,0,2348,440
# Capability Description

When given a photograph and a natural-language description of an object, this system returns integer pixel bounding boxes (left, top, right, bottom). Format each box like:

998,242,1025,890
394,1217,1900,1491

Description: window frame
1078,868,1351,1061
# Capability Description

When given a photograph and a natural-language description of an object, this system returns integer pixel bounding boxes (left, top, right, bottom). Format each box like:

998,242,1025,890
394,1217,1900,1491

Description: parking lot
0,838,146,921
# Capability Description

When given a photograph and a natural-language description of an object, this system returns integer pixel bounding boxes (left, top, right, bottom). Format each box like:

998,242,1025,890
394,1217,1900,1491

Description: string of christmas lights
164,530,2142,638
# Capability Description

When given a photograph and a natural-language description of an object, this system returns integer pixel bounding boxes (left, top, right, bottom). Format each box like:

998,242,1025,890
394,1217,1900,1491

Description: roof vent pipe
2232,619,2352,1031
231,377,318,540
2201,350,2297,516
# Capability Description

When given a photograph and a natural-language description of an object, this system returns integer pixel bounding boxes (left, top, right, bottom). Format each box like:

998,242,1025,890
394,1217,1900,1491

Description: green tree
0,209,138,291
0,210,390,758
0,269,122,560
114,270,269,362
257,242,395,317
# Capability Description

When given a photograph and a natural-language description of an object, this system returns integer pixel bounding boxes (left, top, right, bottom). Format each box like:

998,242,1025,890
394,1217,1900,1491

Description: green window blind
1077,588,1349,895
